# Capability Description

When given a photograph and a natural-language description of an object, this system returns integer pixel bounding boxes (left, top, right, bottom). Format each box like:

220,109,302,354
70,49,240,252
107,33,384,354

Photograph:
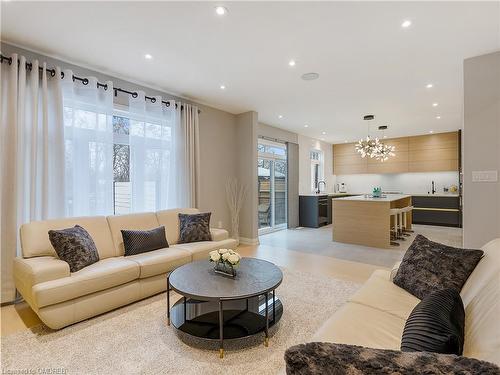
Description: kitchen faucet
317,181,326,194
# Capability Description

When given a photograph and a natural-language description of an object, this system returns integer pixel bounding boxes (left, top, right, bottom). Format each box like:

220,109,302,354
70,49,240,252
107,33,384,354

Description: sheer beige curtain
176,103,200,208
0,54,65,303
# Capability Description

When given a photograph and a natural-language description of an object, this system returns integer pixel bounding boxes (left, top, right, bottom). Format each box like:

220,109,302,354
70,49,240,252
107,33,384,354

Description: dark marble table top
168,257,283,300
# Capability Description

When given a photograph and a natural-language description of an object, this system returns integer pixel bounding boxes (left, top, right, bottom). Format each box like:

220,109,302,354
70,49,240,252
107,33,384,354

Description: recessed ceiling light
304,124,309,128
432,102,439,107
322,131,326,135
436,116,441,119
429,130,434,133
220,85,226,90
401,20,412,28
383,135,387,139
144,54,153,60
426,83,434,89
215,6,227,16
320,138,325,141
288,60,296,67
278,115,283,119
344,140,348,143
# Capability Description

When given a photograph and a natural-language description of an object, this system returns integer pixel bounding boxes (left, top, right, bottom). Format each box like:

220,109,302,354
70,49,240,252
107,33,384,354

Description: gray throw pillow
178,212,212,244
393,235,483,300
48,225,100,273
121,226,169,256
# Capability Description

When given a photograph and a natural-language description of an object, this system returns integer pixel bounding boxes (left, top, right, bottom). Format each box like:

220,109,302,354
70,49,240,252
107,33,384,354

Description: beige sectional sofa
310,238,500,366
14,208,237,329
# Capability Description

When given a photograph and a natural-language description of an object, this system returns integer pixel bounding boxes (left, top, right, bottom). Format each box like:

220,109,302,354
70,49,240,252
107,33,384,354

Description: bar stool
401,206,414,234
390,208,402,246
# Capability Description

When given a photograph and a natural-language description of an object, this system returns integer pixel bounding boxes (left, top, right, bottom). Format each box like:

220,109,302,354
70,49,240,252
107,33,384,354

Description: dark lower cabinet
412,196,461,228
299,195,329,228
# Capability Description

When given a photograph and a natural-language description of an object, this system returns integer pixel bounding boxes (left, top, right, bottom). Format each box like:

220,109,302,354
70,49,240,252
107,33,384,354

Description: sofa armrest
14,256,70,289
210,228,229,242
284,342,499,375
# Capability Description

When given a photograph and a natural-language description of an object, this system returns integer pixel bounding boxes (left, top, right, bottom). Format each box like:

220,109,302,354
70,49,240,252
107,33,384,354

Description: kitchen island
332,194,412,248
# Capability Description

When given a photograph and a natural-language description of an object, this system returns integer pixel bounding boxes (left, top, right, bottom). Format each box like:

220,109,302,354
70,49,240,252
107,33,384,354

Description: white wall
463,51,500,248
298,134,335,194
336,172,459,195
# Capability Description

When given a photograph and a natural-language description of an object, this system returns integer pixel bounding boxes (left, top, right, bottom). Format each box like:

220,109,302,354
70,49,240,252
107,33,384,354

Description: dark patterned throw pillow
178,212,212,244
393,235,483,300
121,226,169,256
401,288,465,355
48,225,100,272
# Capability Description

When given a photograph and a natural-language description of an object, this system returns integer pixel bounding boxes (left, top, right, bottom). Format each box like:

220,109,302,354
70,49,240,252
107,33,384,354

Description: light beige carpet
1,268,360,375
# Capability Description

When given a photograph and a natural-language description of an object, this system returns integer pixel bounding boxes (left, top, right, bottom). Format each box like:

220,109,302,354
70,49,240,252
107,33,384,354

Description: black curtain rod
0,54,201,113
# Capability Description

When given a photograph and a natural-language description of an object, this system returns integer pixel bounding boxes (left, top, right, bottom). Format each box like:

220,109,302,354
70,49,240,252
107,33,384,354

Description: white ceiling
1,1,499,143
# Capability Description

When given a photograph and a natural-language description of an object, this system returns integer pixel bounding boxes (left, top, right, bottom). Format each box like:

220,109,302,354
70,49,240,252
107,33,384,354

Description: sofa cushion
122,226,169,256
178,212,212,244
284,342,500,375
156,208,200,245
32,258,139,308
349,269,420,320
460,238,500,365
125,247,192,278
210,228,229,242
20,216,115,259
48,225,100,272
311,302,406,350
107,213,160,256
401,289,465,355
393,235,483,300
176,238,238,261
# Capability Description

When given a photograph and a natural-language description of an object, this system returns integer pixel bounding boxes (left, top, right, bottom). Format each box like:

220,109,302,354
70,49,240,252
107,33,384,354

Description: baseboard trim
239,237,260,246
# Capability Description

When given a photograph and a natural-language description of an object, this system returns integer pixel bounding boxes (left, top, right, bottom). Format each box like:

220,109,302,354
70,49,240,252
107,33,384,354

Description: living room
1,2,499,374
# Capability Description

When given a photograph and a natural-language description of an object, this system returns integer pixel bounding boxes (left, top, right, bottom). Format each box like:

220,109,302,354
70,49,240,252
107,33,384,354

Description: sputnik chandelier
355,115,395,162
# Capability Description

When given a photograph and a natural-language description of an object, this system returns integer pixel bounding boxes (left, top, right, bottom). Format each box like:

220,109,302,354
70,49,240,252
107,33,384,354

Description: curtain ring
82,78,89,85
50,69,56,77
103,84,108,91
61,71,65,79
165,102,170,107
132,92,138,98
151,97,156,103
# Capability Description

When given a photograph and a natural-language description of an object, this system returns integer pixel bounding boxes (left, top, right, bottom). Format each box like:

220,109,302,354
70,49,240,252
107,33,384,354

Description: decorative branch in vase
225,177,246,244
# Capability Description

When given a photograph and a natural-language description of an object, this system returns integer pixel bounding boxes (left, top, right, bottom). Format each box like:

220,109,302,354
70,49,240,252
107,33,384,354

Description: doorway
258,139,287,234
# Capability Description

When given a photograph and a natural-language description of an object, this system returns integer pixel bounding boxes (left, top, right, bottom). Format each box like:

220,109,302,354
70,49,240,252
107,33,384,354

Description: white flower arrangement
209,248,241,268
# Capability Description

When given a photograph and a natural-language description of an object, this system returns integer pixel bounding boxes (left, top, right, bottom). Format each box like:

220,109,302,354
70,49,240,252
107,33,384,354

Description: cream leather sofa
14,208,237,329
310,238,500,366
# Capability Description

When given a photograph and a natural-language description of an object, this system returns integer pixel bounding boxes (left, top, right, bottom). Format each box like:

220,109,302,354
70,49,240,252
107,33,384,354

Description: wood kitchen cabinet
333,131,459,175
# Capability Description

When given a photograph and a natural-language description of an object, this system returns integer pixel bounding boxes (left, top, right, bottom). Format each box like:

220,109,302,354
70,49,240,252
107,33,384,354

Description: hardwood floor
1,223,462,337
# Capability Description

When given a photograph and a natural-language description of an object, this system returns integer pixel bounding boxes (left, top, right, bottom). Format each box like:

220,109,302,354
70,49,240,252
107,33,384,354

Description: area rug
1,268,361,375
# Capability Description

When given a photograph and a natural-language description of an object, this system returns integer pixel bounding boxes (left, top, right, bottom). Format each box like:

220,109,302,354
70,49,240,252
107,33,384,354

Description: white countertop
334,194,411,202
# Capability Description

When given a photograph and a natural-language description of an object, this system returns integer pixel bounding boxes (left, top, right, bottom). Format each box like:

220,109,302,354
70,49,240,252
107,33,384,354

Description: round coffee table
167,257,283,358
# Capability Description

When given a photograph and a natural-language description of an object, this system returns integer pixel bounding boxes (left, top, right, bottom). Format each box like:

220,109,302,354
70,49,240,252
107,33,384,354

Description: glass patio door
258,140,287,234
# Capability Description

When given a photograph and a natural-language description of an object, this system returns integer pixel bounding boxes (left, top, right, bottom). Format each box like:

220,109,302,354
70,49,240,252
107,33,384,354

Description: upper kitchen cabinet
408,132,459,172
332,142,368,175
333,131,459,175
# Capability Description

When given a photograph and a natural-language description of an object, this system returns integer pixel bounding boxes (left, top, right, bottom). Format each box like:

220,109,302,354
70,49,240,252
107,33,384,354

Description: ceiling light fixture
436,115,441,119
401,20,412,28
355,115,395,162
426,83,434,89
304,124,309,128
144,54,153,60
429,130,434,134
220,85,226,90
215,6,227,15
278,115,283,119
432,102,439,107
288,60,296,67
344,140,348,143
322,131,326,135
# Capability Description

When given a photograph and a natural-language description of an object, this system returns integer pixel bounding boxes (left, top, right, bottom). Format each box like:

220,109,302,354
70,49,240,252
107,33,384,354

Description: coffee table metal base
169,293,283,357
